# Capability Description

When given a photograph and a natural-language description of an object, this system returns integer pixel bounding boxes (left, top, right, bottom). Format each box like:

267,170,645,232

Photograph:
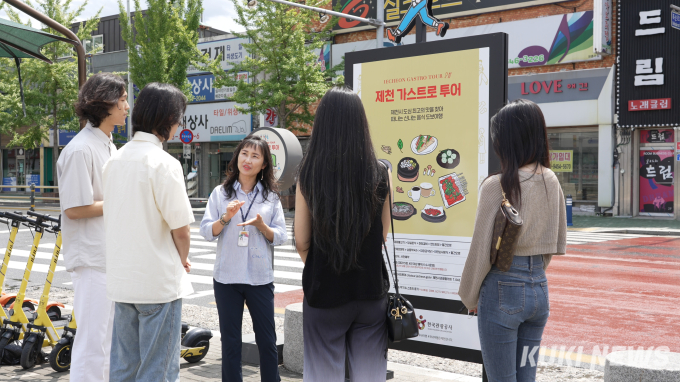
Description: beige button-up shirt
57,123,117,273
103,132,194,303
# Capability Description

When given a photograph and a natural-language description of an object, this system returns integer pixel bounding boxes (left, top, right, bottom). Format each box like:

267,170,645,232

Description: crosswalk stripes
181,225,303,299
566,231,657,245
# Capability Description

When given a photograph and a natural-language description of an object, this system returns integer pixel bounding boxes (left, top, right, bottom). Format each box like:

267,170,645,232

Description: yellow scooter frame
0,216,20,322
21,225,77,370
0,213,51,360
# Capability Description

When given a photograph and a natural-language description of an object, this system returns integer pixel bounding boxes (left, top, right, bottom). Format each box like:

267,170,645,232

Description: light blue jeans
478,255,550,382
109,299,182,382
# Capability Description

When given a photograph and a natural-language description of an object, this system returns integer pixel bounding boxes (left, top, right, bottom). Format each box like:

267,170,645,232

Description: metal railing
0,185,59,211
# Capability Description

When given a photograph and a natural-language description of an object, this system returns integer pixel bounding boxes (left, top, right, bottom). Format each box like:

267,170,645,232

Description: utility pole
126,0,134,142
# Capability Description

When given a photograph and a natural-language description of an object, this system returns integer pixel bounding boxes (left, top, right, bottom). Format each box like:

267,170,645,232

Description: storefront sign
550,150,573,172
187,37,249,74
188,72,249,103
346,34,506,357
508,68,610,104
628,98,671,111
331,0,378,33
263,108,278,128
617,0,680,128
594,0,613,55
427,11,600,69
168,102,252,143
639,148,674,215
672,8,680,30
640,129,674,143
385,0,570,27
2,177,16,192
251,127,303,190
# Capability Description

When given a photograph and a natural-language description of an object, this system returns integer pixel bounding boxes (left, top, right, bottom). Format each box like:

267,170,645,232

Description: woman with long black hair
459,99,567,382
199,134,287,382
294,87,393,382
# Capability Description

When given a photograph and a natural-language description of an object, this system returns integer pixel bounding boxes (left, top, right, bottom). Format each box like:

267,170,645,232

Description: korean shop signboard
617,0,680,128
187,72,249,103
188,37,249,74
168,102,251,143
331,0,571,33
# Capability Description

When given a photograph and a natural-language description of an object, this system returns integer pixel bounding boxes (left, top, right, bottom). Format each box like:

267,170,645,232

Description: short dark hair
74,73,126,127
132,83,187,141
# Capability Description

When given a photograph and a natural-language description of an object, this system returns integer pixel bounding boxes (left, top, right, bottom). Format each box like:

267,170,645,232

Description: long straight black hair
489,99,551,205
297,87,383,274
222,134,278,202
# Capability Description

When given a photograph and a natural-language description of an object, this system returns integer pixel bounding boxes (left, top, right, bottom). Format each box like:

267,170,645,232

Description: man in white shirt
103,82,193,382
57,73,128,382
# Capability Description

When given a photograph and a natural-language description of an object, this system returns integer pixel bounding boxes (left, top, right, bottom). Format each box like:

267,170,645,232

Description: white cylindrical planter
283,302,304,374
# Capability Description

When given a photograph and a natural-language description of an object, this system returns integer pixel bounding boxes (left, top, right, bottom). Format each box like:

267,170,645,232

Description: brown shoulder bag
489,179,523,271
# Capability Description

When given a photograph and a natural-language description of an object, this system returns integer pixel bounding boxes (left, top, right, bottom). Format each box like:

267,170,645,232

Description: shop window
548,130,598,203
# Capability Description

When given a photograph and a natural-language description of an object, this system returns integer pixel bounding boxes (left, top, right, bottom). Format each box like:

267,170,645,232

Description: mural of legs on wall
386,0,449,43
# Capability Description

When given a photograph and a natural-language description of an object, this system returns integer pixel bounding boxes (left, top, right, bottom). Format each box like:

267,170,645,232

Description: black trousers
213,280,280,382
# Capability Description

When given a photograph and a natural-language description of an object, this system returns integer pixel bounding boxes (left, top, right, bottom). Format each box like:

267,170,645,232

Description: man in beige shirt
58,73,128,382
103,83,192,381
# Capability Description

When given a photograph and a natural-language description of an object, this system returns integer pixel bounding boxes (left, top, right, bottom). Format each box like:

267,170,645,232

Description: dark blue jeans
478,255,550,382
213,281,280,382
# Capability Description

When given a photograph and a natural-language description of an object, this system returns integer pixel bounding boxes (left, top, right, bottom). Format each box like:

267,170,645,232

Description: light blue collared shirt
199,181,288,285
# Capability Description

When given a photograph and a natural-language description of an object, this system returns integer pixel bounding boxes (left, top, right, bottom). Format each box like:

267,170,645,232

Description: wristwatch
219,213,230,226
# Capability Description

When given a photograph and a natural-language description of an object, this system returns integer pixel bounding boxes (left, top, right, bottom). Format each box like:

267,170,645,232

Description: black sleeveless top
302,171,390,309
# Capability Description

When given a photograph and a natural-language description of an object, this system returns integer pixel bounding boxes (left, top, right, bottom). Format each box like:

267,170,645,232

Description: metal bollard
30,183,35,211
566,194,573,227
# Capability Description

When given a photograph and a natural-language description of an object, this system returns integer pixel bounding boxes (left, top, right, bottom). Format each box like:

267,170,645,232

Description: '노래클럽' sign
251,127,303,190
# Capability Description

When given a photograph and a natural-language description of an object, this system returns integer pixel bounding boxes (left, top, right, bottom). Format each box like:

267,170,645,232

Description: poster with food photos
352,47,490,302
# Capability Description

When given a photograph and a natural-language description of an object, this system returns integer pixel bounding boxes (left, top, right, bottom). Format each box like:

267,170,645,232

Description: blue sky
0,0,245,34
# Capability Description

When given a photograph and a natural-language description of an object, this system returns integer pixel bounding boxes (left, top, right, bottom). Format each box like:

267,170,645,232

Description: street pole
262,0,384,27
3,0,87,128
127,0,133,142
376,0,384,48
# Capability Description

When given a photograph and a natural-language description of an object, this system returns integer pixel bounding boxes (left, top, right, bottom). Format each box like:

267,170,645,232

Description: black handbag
382,173,419,342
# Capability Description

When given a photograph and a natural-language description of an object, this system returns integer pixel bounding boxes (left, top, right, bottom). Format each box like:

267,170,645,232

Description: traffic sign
179,129,194,144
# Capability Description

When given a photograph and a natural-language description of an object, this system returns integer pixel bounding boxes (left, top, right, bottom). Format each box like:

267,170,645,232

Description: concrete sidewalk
0,339,481,382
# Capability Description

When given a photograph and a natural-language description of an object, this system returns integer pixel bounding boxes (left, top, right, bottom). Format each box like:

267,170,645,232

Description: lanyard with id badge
238,188,260,247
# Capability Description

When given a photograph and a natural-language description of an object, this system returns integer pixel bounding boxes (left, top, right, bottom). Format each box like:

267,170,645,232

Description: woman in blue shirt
200,134,288,382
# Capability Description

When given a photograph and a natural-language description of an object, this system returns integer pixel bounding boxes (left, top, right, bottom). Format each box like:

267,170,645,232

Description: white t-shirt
102,132,194,303
57,123,117,273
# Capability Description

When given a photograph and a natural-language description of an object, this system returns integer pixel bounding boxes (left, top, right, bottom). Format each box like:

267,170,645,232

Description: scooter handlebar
27,211,60,224
3,211,28,222
0,218,7,225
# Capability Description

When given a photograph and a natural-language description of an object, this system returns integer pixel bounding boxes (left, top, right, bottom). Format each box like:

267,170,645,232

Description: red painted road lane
543,236,680,354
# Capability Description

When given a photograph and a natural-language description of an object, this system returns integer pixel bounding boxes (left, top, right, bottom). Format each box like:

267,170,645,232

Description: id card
238,230,249,247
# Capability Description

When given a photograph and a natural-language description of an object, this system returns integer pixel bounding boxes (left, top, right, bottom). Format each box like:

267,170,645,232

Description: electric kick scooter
20,212,76,370
0,212,52,360
0,212,64,319
0,212,39,314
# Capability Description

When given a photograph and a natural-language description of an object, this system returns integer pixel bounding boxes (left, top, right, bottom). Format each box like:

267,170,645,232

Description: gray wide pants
303,296,388,382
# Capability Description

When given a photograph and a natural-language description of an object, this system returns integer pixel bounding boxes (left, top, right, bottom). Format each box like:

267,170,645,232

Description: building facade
330,0,628,216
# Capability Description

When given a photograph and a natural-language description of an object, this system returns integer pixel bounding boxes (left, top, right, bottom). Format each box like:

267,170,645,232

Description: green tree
212,0,343,132
0,0,101,185
118,0,221,99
